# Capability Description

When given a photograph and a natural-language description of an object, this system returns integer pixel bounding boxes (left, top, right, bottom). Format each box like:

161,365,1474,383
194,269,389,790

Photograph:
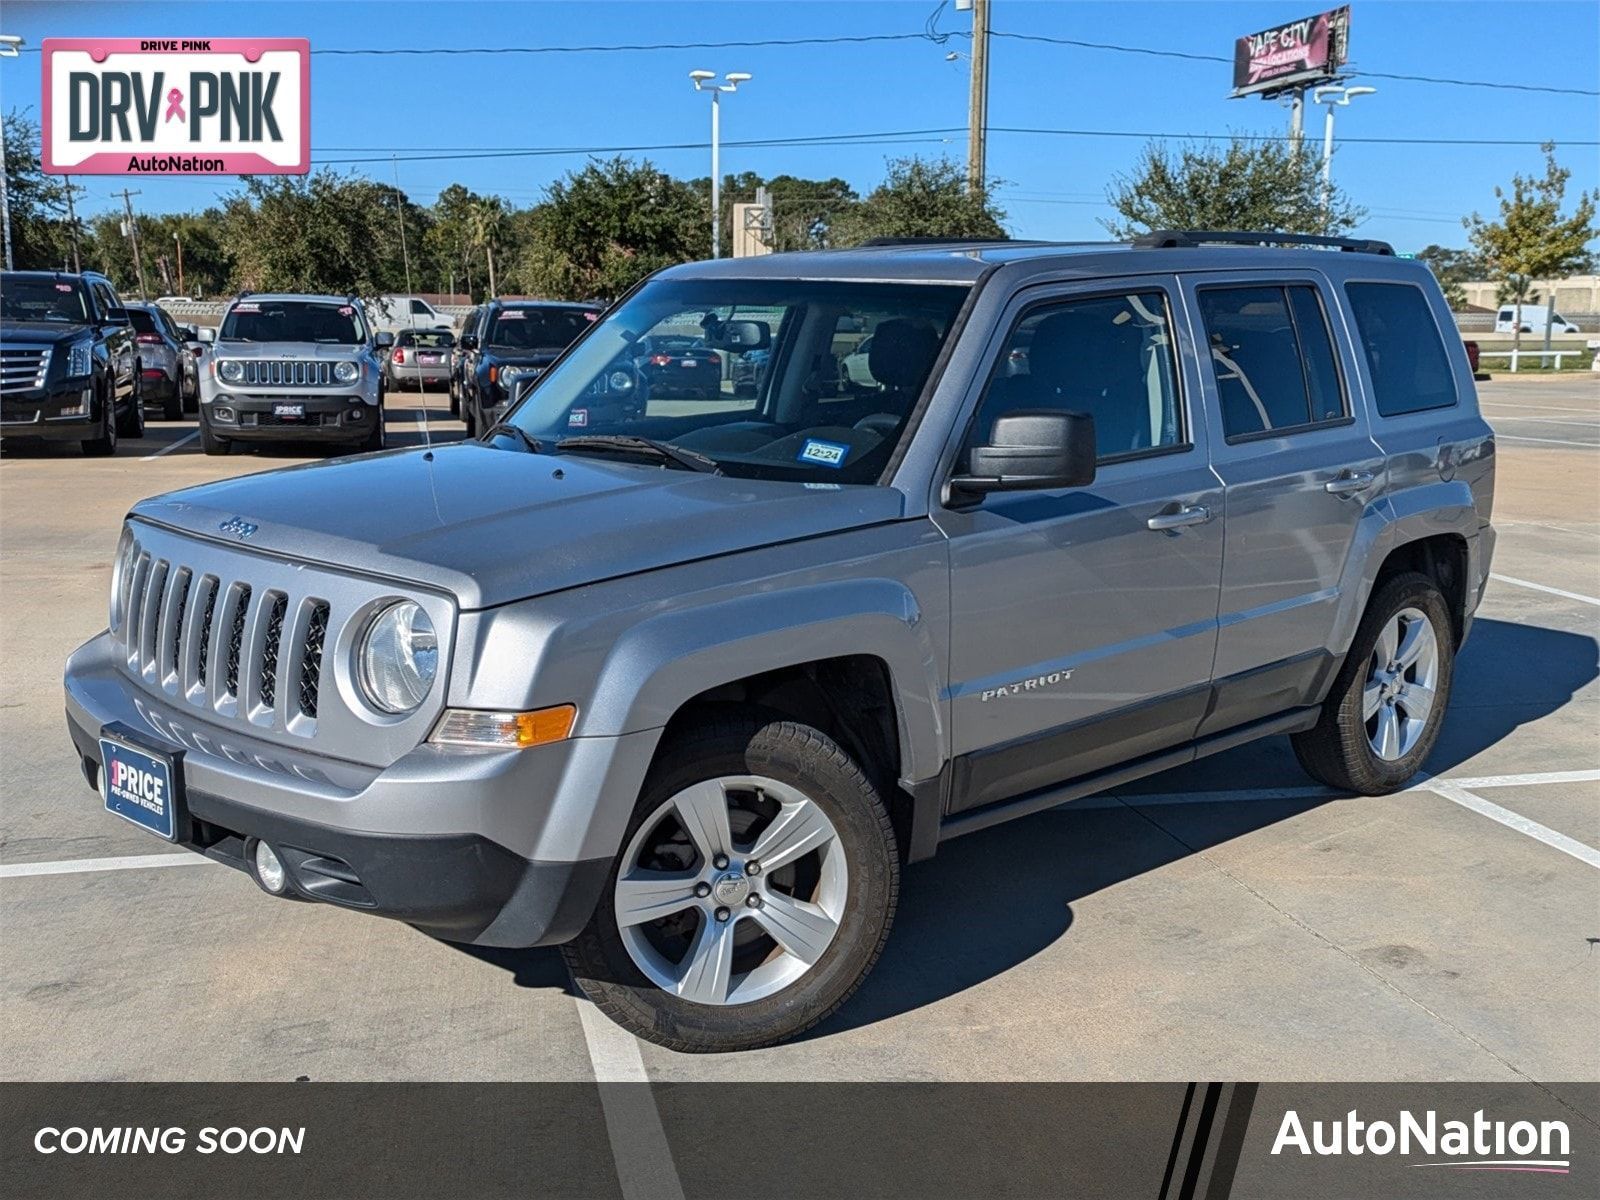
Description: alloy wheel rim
615,774,848,1006
1364,606,1440,761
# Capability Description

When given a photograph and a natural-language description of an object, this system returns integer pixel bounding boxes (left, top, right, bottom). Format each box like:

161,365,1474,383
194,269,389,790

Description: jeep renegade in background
198,293,393,455
65,231,1494,1052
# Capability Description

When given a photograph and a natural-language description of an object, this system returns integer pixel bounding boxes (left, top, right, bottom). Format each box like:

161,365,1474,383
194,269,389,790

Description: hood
211,341,375,360
0,319,95,345
130,442,906,609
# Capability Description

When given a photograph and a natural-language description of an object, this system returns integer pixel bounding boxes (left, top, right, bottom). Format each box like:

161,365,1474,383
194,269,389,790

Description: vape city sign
42,38,309,175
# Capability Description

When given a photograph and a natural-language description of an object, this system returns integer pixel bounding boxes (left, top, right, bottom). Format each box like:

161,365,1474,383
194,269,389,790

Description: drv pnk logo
42,39,309,176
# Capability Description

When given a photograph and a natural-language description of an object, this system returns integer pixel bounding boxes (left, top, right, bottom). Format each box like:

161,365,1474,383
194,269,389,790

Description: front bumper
0,382,100,440
64,632,656,946
204,391,379,442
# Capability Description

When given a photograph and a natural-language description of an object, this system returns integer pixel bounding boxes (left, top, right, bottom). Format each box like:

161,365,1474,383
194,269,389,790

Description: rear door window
1197,285,1348,440
1344,282,1457,417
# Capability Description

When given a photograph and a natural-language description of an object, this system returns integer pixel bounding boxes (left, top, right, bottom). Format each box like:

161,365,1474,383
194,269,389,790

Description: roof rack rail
855,235,1018,248
1132,229,1395,256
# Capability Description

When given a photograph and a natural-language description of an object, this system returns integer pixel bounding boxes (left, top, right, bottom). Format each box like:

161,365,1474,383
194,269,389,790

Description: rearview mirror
946,410,1097,503
704,320,771,352
374,331,395,348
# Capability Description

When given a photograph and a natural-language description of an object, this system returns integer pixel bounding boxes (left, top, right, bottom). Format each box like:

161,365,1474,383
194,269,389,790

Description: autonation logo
1272,1108,1571,1174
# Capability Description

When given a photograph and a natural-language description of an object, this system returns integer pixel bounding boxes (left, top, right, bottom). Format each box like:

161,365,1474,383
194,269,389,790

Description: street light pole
690,70,751,260
0,34,24,271
1312,85,1376,223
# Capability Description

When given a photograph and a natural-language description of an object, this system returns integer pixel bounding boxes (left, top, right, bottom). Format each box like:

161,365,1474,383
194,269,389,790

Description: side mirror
459,333,479,351
705,320,771,352
197,327,216,344
374,331,395,349
180,324,199,340
947,410,1097,502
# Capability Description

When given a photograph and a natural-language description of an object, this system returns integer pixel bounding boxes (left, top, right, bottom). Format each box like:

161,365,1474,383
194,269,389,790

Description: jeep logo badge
218,516,258,540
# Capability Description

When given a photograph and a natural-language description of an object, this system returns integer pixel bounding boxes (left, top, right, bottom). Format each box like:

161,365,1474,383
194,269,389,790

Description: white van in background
366,295,454,334
1495,304,1581,334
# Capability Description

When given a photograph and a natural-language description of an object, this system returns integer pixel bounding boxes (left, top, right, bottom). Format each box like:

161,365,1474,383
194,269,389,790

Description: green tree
702,171,860,255
467,195,508,298
422,183,487,298
520,157,706,300
832,156,1005,245
1103,137,1365,239
1414,245,1488,310
1465,145,1598,350
2,110,82,270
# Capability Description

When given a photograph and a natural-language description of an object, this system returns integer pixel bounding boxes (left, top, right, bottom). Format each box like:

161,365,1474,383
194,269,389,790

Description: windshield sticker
55,283,74,292
497,310,526,320
568,408,589,428
584,311,598,321
232,303,260,313
798,439,849,468
803,482,842,491
338,305,354,315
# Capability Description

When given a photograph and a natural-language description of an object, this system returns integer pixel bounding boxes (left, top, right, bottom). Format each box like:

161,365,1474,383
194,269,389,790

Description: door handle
1324,469,1376,496
1146,504,1212,532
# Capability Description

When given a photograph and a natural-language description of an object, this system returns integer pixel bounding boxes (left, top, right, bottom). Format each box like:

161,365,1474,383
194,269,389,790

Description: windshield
127,308,161,336
220,300,368,344
487,306,599,351
498,278,968,484
397,329,453,348
1,276,91,323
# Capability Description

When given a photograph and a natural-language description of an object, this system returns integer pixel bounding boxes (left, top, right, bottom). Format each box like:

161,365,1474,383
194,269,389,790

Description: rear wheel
116,376,146,438
161,377,183,421
1292,571,1454,794
563,714,899,1053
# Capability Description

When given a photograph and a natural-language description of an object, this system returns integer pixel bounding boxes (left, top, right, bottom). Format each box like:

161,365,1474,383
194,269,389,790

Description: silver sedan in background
383,328,455,391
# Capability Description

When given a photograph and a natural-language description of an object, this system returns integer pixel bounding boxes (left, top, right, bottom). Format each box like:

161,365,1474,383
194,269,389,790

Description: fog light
252,840,288,894
51,390,92,419
430,705,577,749
212,406,235,422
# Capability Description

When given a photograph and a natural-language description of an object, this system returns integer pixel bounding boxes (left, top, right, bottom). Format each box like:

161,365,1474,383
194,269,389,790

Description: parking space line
1481,402,1600,416
1496,434,1600,448
139,430,199,460
1490,573,1600,606
0,851,216,879
1450,769,1600,789
1427,777,1600,870
575,998,686,1200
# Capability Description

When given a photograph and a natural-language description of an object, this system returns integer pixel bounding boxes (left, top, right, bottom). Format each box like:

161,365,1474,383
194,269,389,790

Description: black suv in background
457,299,600,435
0,270,144,455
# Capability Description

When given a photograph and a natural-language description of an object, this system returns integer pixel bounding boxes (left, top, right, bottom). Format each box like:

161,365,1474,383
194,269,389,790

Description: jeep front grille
235,360,336,387
116,534,331,734
0,345,51,394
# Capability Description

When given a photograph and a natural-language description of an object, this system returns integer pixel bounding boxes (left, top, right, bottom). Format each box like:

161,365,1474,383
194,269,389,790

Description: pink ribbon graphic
164,88,185,123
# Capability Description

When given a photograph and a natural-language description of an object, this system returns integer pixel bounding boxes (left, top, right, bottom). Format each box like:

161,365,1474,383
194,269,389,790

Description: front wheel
81,385,118,456
199,416,231,456
358,406,386,452
563,715,900,1053
1292,571,1455,794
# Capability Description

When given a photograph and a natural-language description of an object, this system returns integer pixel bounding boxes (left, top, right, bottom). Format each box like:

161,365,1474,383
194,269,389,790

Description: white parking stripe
1449,769,1600,789
0,851,215,879
1428,778,1600,870
139,430,199,460
1496,434,1599,448
1481,402,1600,416
575,998,687,1200
1491,573,1600,606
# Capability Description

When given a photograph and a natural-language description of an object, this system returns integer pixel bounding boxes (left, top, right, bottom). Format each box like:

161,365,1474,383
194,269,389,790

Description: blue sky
5,0,1597,254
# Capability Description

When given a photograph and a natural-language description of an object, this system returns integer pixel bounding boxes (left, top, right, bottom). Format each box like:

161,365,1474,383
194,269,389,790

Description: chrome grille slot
157,568,192,690
123,551,151,668
225,585,252,700
299,603,329,718
137,560,169,680
0,346,51,394
184,576,218,699
259,594,288,711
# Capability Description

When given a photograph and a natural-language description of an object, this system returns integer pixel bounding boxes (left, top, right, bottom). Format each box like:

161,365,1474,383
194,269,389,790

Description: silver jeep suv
65,231,1495,1051
199,293,392,455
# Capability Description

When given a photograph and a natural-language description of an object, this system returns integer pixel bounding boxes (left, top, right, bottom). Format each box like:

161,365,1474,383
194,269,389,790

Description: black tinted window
127,308,159,335
1199,285,1346,439
1344,283,1457,416
970,290,1183,462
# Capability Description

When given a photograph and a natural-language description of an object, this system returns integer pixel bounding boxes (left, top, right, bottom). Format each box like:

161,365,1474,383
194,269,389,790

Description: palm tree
467,197,507,298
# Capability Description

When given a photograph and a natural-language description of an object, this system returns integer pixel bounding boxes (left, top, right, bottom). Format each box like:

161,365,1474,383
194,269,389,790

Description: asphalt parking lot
1,378,1595,1086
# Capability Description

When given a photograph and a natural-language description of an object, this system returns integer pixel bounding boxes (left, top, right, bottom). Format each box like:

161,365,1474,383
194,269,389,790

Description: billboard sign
1232,7,1350,97
42,38,309,175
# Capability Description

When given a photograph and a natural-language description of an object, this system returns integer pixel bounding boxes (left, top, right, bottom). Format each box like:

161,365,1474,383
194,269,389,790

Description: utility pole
173,230,184,295
965,0,991,197
63,175,83,273
0,34,21,271
114,187,148,299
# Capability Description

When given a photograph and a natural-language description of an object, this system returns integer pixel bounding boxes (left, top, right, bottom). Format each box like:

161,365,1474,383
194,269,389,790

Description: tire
448,382,460,418
182,376,199,415
462,398,477,438
162,379,183,422
358,405,386,452
81,385,118,456
199,416,231,456
563,714,900,1053
116,377,146,438
1291,571,1455,794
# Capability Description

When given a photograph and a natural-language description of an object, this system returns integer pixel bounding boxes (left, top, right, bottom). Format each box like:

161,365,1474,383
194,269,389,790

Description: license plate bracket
99,723,188,842
273,402,306,419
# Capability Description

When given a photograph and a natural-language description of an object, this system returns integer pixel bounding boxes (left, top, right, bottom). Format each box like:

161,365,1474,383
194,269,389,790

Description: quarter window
1345,282,1458,417
1198,285,1347,440
968,291,1183,463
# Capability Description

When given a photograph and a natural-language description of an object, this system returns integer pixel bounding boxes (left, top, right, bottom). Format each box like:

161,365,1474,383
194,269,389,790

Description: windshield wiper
555,435,722,474
482,422,544,454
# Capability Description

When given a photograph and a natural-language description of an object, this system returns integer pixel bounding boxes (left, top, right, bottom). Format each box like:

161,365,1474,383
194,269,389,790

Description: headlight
334,361,360,384
607,369,634,392
109,532,135,632
358,601,438,714
218,359,244,383
500,365,534,380
67,338,94,378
